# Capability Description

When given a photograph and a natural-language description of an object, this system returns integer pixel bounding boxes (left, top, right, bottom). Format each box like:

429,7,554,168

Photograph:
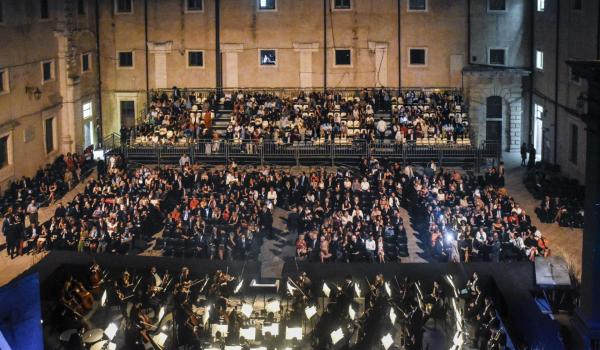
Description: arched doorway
486,96,503,153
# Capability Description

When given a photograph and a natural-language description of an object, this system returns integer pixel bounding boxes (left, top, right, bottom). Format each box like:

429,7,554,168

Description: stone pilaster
221,44,244,88
293,43,319,89
368,42,389,87
147,41,173,89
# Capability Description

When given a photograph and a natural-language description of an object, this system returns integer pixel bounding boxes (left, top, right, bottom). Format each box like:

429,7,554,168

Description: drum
83,328,104,343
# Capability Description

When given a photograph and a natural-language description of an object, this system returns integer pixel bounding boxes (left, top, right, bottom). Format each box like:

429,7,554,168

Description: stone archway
463,67,529,152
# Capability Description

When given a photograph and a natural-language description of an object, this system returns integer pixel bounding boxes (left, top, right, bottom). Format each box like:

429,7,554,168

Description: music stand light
354,284,361,298
348,305,356,321
304,305,317,320
104,323,118,341
385,282,392,298
241,303,253,318
234,279,244,294
322,283,331,297
152,332,168,347
158,306,165,322
330,327,344,345
285,327,302,340
265,299,280,313
240,327,256,341
389,308,397,324
203,305,211,326
261,323,279,336
381,333,393,350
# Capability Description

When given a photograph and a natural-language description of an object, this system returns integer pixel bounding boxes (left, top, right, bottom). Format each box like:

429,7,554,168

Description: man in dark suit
260,206,274,239
287,207,300,236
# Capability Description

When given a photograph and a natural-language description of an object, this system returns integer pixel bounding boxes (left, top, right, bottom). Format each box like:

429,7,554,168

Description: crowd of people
413,163,552,263
123,88,469,146
2,150,95,259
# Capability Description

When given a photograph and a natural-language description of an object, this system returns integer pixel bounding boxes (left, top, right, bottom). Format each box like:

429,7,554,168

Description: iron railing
105,136,499,168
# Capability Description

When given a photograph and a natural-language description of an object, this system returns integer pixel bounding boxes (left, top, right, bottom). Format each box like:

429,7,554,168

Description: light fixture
240,327,256,341
285,327,302,340
25,86,42,100
381,333,394,350
304,305,317,320
152,332,168,347
330,327,344,345
322,283,331,297
265,299,280,313
241,303,253,318
104,323,118,341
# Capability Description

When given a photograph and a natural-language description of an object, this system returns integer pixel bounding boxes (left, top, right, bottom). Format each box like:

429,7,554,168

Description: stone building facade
0,0,99,188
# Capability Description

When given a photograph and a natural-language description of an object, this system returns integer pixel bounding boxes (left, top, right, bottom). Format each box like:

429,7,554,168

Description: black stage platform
283,261,564,349
15,252,565,349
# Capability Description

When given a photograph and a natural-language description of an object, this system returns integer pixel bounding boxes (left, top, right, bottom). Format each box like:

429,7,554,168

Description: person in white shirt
365,236,376,262
267,187,278,205
179,154,190,168
376,119,387,140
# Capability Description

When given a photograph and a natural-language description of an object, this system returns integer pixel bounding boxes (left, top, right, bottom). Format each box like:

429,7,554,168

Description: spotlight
104,323,118,341
285,327,303,340
234,279,244,294
330,327,344,345
389,308,397,324
322,283,331,297
381,333,394,350
348,305,356,321
304,305,317,320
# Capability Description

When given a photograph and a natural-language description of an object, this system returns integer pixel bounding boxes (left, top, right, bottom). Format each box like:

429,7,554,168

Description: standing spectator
179,153,190,168
3,214,15,258
260,206,274,239
26,199,39,226
520,142,527,167
287,207,300,236
527,144,536,168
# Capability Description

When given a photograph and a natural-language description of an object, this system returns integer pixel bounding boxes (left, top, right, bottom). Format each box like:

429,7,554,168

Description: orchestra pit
0,1,599,350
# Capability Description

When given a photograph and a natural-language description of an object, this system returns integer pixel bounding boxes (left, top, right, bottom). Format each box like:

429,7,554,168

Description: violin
89,263,103,290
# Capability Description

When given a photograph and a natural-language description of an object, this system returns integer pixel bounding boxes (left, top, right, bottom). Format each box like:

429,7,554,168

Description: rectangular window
81,53,91,72
259,49,277,66
78,0,85,14
537,0,545,11
42,60,55,82
44,117,55,154
187,51,204,67
186,0,203,12
334,49,352,66
409,48,427,66
488,0,506,12
258,0,276,10
0,69,8,94
118,51,134,68
408,0,427,11
334,0,351,10
489,48,506,66
0,135,9,169
536,50,544,70
572,0,582,10
569,124,578,164
115,0,133,13
40,0,49,19
83,102,93,119
120,100,136,127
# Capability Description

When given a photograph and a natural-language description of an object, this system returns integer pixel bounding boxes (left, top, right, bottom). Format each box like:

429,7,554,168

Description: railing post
156,145,161,168
295,147,300,166
439,149,443,167
225,141,229,166
260,143,264,166
331,142,335,166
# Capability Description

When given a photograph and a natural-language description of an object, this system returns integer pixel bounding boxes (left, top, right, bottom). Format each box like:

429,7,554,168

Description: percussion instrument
83,328,104,343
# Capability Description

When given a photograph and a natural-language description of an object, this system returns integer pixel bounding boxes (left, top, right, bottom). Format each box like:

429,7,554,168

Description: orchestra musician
61,276,85,318
366,274,385,310
128,302,157,350
146,266,171,317
89,263,104,290
115,270,134,317
209,269,235,312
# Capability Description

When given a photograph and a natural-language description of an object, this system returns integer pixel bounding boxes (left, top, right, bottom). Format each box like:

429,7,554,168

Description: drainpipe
553,0,560,165
529,0,535,145
144,0,150,110
216,0,221,96
323,0,327,91
397,0,401,89
95,0,103,145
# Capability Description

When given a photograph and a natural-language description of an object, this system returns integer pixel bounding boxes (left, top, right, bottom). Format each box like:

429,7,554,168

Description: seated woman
295,234,308,260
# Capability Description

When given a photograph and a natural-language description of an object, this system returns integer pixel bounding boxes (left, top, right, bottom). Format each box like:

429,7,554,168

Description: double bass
73,280,94,310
